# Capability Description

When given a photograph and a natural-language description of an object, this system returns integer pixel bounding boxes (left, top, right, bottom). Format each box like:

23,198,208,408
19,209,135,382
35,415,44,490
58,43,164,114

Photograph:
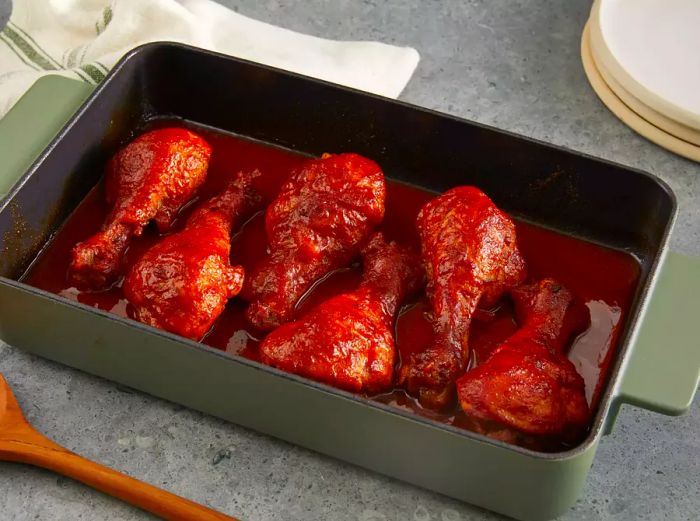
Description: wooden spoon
0,373,239,521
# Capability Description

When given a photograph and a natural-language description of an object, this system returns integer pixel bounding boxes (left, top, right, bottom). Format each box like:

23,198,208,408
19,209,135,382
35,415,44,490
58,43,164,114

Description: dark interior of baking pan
0,43,676,448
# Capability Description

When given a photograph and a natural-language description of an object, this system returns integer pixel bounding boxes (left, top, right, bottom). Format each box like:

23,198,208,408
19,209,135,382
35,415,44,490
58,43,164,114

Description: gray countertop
0,1,698,520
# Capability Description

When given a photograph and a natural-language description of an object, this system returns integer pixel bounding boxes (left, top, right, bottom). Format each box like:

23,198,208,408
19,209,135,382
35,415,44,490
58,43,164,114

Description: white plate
581,22,700,162
588,20,700,146
590,0,700,130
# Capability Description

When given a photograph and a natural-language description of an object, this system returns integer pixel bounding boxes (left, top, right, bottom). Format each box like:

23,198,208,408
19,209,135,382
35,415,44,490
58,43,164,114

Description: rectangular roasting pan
0,44,698,521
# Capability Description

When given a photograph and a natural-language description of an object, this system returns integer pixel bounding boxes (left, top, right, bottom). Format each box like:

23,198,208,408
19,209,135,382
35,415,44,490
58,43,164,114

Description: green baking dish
0,44,698,520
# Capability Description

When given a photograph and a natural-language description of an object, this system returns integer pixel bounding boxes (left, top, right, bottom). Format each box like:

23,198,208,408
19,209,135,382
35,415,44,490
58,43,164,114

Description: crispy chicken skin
457,279,590,437
260,233,422,393
399,186,527,409
244,153,386,331
123,171,261,340
69,128,211,290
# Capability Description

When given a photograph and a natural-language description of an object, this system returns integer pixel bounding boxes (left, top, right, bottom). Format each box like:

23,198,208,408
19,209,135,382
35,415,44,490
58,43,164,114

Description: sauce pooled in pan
23,121,640,451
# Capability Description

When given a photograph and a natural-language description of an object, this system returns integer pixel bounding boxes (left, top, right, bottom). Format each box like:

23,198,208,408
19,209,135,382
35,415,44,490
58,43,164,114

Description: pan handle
0,75,94,199
604,251,700,433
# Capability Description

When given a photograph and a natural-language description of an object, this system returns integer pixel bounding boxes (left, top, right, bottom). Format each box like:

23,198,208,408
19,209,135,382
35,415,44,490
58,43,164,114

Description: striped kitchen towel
0,0,420,118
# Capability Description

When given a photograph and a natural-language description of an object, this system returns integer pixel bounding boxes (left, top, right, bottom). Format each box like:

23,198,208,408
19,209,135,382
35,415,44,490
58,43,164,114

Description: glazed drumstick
69,128,211,290
509,278,591,355
260,233,422,393
399,186,527,409
457,279,590,437
123,171,261,341
244,153,385,331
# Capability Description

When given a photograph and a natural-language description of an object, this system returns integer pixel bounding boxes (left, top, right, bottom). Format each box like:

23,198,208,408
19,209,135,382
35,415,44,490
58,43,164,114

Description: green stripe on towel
8,22,63,69
1,25,58,70
79,63,105,83
0,32,41,70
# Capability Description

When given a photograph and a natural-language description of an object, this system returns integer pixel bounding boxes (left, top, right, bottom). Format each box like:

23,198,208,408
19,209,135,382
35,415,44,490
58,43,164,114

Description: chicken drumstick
245,153,385,331
123,171,260,340
399,186,527,409
457,279,590,437
69,128,211,290
260,233,422,393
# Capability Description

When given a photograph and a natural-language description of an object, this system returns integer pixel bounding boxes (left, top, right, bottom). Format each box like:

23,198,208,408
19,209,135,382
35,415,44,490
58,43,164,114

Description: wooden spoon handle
3,432,239,521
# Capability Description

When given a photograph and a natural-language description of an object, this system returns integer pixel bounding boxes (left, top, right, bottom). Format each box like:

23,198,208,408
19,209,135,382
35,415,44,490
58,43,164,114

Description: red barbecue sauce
22,122,640,451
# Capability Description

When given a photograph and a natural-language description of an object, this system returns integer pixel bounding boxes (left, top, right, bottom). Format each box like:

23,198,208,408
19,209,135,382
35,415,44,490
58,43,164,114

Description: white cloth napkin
0,0,420,117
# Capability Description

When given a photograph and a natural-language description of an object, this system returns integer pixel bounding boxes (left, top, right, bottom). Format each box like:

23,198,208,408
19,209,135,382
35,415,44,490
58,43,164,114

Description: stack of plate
582,0,700,161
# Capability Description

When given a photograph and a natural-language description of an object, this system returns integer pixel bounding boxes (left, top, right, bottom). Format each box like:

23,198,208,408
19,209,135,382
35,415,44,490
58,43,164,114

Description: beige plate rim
589,0,700,131
589,30,700,147
581,22,700,163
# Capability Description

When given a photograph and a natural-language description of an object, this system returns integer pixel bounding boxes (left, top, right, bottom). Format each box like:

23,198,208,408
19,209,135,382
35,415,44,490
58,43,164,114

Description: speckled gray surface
0,1,698,520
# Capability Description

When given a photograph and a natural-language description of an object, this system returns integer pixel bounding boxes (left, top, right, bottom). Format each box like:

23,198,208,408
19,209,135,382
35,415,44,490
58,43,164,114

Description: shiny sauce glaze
22,122,640,451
